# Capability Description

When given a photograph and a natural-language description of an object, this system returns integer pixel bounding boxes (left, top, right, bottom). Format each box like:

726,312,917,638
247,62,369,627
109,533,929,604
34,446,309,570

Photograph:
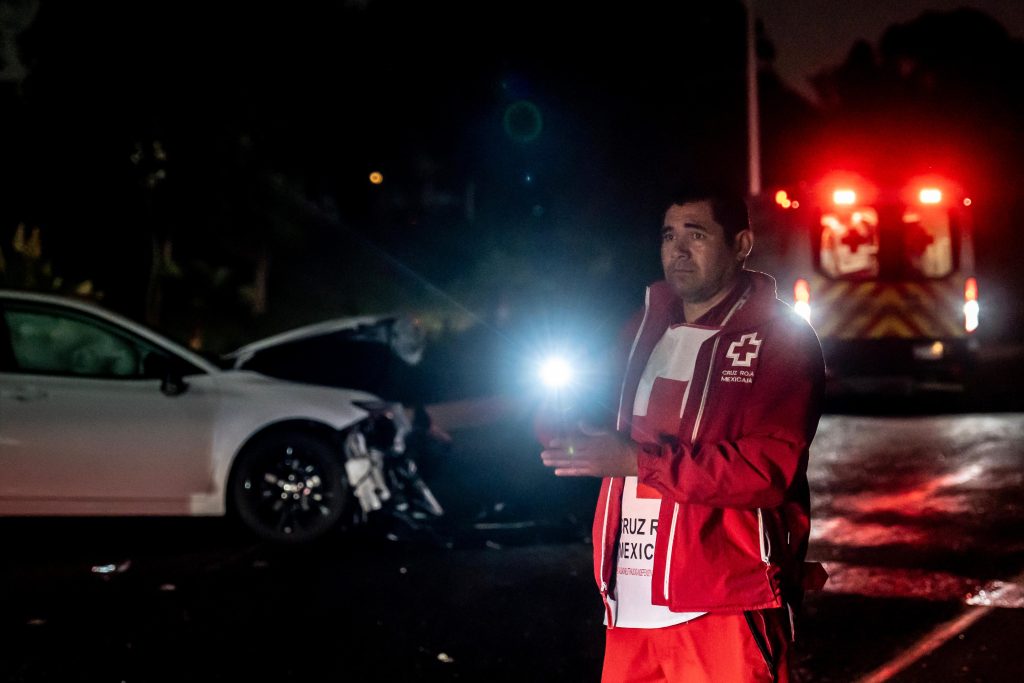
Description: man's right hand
540,430,639,478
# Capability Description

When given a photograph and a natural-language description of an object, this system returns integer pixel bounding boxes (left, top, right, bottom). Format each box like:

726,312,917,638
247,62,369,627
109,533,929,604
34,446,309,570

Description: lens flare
539,356,573,389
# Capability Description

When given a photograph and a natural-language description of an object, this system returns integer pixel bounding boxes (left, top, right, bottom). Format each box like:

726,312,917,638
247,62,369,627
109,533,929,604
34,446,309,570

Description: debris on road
967,580,1024,608
91,560,131,575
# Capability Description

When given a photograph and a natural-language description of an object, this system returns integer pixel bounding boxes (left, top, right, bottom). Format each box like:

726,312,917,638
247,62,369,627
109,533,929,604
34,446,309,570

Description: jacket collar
646,269,780,333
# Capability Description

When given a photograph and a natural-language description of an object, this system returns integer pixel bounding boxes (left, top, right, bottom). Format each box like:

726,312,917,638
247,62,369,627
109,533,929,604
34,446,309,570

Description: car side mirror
146,353,190,397
161,368,189,397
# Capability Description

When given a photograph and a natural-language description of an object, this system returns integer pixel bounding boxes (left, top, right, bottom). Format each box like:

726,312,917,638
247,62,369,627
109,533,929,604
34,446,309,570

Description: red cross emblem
726,333,762,367
840,227,873,253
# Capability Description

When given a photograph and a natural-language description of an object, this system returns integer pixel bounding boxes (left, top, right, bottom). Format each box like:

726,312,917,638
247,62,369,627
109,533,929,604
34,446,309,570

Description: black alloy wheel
229,432,349,543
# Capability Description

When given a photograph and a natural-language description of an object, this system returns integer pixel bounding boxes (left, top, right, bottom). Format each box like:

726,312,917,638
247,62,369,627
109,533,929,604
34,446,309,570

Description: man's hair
664,187,751,244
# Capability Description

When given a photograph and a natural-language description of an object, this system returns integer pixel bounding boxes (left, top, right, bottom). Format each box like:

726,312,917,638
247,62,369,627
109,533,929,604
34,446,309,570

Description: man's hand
540,429,639,478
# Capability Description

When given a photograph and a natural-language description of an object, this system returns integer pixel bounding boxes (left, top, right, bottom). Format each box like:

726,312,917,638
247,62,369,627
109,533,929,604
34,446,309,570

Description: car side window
4,308,159,379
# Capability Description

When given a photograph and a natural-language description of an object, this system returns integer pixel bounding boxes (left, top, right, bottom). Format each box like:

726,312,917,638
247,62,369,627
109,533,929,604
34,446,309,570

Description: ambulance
748,169,979,392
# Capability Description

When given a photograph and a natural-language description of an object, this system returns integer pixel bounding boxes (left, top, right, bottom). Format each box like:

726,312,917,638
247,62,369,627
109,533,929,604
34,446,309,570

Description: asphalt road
1,402,1023,682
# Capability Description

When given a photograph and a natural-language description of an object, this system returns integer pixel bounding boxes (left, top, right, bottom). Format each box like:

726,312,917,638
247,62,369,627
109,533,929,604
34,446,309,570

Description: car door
0,301,217,503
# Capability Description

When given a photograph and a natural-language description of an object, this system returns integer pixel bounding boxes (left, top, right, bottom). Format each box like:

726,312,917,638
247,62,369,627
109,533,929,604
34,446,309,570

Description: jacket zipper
723,289,772,574
757,508,771,564
689,337,720,445
663,502,681,600
604,287,651,627
657,284,753,603
599,479,615,626
663,335,722,601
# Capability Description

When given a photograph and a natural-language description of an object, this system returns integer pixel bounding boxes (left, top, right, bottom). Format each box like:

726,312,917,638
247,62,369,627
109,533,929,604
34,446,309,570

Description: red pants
602,610,792,683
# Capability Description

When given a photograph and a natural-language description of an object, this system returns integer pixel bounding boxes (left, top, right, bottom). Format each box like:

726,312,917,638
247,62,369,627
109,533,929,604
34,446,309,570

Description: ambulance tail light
794,278,811,323
964,277,979,333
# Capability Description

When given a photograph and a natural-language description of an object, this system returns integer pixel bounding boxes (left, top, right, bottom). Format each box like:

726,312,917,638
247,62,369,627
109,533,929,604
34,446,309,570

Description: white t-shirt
609,324,718,628
608,477,704,627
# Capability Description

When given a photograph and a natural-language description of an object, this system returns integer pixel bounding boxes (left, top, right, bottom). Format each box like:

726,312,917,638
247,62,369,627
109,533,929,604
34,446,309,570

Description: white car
0,289,419,542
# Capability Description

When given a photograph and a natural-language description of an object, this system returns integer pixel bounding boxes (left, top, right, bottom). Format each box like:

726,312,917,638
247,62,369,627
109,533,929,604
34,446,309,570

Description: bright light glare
794,301,811,323
919,187,942,204
964,300,979,333
833,188,856,205
539,357,574,389
793,278,811,323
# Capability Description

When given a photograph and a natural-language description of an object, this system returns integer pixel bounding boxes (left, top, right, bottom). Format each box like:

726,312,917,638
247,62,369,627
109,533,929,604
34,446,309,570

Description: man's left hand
540,430,639,478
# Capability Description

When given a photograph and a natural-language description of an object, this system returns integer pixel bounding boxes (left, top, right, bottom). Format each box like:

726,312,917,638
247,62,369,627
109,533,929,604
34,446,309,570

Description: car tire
228,431,350,543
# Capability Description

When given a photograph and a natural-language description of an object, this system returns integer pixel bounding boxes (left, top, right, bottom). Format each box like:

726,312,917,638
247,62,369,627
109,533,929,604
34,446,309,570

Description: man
541,188,825,682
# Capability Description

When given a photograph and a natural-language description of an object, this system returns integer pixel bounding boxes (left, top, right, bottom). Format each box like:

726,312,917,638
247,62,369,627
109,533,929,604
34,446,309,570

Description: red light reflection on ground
820,562,1024,609
822,562,976,601
824,463,983,517
811,517,929,546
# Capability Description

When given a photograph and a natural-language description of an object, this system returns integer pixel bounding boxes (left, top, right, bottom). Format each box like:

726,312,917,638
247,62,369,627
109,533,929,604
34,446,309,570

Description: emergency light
918,188,942,204
964,277,979,333
793,279,811,323
832,189,857,206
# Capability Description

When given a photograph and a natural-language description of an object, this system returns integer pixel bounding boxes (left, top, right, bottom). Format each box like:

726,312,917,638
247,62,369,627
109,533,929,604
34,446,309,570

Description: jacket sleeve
636,320,825,509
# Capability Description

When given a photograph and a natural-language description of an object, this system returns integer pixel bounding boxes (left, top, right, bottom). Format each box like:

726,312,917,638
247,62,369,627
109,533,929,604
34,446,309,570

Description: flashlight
539,355,574,390
533,354,580,446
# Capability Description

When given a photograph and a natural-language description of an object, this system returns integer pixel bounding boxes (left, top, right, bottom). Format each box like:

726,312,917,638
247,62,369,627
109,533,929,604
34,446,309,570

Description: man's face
660,200,746,304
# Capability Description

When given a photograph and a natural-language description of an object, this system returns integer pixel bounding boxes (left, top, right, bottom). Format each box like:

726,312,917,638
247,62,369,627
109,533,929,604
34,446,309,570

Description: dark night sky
1,0,1022,347
759,0,1024,100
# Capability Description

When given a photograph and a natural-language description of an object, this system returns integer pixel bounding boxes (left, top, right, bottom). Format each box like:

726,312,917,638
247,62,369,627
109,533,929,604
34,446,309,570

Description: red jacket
593,270,825,623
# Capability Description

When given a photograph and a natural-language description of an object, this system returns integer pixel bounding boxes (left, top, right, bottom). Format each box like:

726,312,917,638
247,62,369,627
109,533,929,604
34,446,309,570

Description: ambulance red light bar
832,189,857,206
903,175,958,207
818,172,876,207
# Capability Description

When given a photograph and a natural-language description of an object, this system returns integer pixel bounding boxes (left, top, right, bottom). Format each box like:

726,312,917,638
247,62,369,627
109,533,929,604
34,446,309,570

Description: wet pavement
800,411,1024,682
2,404,1024,681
